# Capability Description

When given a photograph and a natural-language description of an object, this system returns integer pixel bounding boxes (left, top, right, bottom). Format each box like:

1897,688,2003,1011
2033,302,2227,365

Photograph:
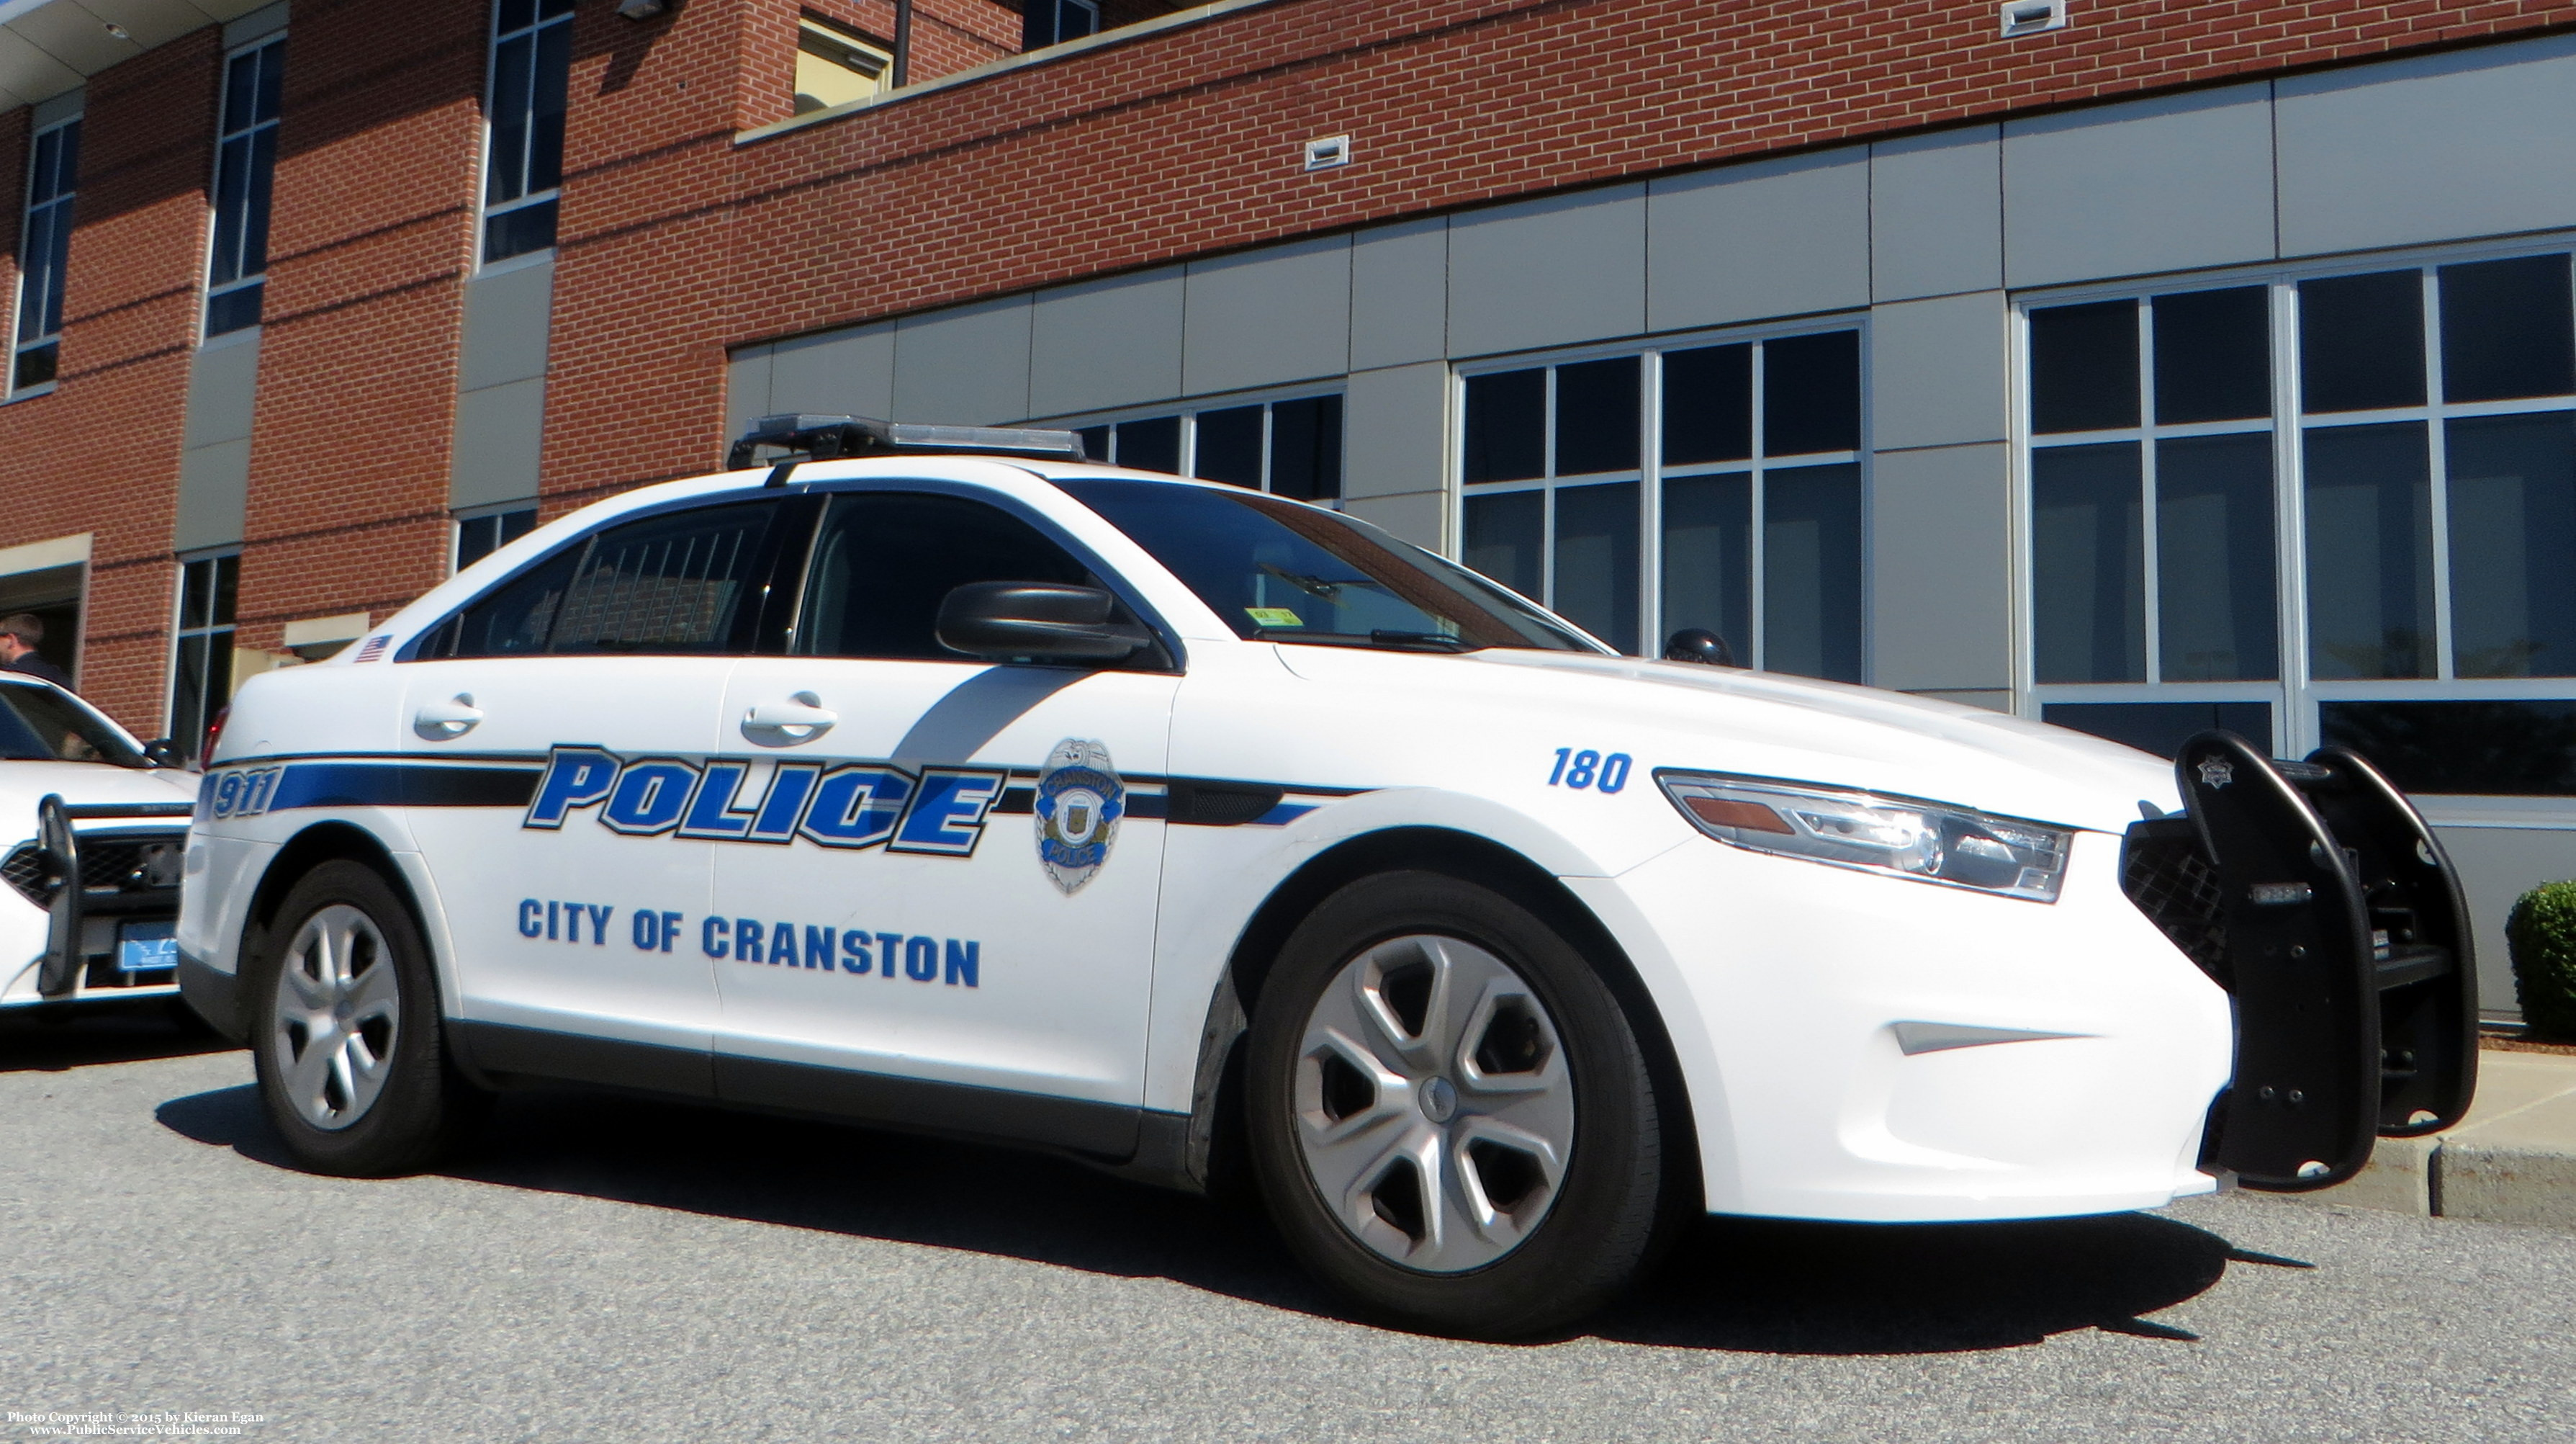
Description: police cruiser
0,676,194,1014
176,415,2478,1338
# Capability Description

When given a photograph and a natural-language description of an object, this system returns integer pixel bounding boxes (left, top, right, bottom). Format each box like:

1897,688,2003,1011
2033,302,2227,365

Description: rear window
0,683,148,766
418,499,781,658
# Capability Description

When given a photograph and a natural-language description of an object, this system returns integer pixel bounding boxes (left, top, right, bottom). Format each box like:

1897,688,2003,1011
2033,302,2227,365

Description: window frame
451,501,540,575
167,550,240,763
1449,320,1871,670
2012,235,2576,786
477,0,575,269
1038,383,1348,504
204,31,285,339
12,109,81,398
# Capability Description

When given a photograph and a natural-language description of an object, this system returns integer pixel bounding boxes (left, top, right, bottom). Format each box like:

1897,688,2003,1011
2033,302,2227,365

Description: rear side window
419,499,780,658
794,493,1095,660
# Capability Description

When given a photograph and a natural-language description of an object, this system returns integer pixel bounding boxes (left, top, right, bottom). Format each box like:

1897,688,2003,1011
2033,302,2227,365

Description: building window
206,34,285,337
1456,330,1864,671
1071,393,1343,503
795,17,891,113
1022,0,1100,51
482,0,573,265
169,553,239,764
2020,248,2576,792
12,113,80,393
454,504,538,573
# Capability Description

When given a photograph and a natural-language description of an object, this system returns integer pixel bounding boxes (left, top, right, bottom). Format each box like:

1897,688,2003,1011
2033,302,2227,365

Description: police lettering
692,912,978,987
522,746,1003,857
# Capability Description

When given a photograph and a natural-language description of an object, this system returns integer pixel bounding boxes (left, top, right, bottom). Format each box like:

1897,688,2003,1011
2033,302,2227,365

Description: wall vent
2000,0,2066,37
1303,135,1352,172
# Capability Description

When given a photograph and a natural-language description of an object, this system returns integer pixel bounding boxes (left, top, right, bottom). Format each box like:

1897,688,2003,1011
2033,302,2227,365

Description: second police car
176,416,2479,1338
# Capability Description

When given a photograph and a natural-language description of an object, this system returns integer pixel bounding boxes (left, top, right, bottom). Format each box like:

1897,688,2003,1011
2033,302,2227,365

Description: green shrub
2506,881,2576,1040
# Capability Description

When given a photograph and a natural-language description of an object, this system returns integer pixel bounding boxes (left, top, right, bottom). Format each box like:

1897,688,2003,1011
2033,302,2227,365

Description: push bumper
2123,733,2479,1191
24,793,194,1005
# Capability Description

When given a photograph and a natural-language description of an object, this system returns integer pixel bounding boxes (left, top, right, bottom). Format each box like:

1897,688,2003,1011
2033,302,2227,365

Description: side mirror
935,582,1149,663
1663,628,1737,667
142,737,179,768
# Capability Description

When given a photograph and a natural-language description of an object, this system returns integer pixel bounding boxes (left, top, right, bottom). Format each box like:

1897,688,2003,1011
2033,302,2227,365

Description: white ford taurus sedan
176,416,2477,1337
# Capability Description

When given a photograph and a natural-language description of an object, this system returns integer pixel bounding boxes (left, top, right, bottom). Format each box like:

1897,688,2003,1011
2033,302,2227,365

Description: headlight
1656,771,2072,902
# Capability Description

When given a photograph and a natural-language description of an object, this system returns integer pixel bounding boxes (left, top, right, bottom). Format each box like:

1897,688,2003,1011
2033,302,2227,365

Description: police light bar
728,414,1089,471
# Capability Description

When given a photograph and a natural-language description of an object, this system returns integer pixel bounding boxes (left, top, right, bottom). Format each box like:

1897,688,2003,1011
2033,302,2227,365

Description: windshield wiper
1249,627,1477,653
1258,564,1386,601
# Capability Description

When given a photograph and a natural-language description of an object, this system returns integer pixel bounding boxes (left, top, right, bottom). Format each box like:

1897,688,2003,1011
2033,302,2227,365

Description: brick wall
0,34,220,734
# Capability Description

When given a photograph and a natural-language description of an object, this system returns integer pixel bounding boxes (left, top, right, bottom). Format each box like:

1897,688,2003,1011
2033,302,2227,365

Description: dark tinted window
1462,489,1544,603
1117,415,1181,475
2303,422,2435,680
2446,412,2576,678
2439,254,2575,404
2042,701,2274,759
1269,394,1343,501
2299,271,2424,413
1762,463,1862,682
2155,433,2276,681
1762,331,1860,455
2030,441,2145,683
1192,405,1263,488
796,493,1093,660
456,506,538,571
1553,480,1639,653
2152,287,2271,423
1662,343,1752,466
1661,473,1750,658
428,500,775,658
1554,356,1640,476
2320,699,2576,795
1462,369,1545,483
0,682,146,765
2030,300,2139,434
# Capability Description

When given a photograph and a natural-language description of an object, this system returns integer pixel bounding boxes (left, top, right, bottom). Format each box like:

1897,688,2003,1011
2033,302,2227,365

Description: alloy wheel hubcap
1292,933,1574,1273
270,903,400,1131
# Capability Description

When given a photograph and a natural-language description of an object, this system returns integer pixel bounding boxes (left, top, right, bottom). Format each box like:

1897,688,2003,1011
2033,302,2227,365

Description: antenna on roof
728,414,1089,475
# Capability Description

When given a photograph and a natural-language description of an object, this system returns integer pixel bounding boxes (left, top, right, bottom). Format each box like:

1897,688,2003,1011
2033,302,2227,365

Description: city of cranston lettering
524,745,1004,856
518,897,978,986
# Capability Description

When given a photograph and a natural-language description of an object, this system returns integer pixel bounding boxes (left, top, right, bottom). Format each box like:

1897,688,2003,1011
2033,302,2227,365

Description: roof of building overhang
0,0,274,112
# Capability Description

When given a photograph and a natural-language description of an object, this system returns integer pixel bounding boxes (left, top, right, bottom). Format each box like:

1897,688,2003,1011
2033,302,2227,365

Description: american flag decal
353,634,391,663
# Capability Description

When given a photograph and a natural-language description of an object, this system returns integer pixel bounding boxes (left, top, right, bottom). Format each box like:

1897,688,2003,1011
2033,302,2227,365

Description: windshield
0,681,148,766
1055,478,1600,653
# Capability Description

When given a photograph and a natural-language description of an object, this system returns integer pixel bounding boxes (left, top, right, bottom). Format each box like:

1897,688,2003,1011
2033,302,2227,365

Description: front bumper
0,794,192,1009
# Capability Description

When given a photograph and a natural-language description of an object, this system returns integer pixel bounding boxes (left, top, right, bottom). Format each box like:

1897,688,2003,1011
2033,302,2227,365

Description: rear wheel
1244,871,1669,1338
249,860,482,1175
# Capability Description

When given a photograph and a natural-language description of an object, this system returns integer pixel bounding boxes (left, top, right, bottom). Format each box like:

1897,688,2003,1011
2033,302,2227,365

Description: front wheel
1243,871,1671,1338
249,860,482,1176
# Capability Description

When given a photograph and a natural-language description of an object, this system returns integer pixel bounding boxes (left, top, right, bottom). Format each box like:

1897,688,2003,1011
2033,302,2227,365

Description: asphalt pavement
5,1008,2574,1443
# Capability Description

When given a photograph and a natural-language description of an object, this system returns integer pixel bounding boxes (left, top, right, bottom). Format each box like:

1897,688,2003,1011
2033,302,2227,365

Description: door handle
742,691,837,745
414,694,482,740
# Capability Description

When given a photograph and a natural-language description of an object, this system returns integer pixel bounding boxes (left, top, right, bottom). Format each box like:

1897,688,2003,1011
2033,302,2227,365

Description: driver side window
793,493,1096,660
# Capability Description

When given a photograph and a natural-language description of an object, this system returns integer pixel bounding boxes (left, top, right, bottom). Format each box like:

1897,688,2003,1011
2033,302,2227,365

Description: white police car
176,416,2478,1337
0,676,194,1014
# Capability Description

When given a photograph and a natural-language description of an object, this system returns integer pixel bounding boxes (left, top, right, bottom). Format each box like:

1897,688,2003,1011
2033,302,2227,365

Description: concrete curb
2291,1049,2576,1230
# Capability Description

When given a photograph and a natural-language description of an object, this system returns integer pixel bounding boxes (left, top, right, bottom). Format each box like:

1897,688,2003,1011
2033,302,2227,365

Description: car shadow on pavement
1,1003,238,1073
155,1082,2246,1355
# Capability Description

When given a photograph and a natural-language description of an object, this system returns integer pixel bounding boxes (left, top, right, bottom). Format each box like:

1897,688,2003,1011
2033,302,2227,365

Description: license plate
117,920,179,974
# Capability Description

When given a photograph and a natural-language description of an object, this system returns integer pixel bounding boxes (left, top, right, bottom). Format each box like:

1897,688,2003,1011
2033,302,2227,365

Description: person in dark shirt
0,613,71,688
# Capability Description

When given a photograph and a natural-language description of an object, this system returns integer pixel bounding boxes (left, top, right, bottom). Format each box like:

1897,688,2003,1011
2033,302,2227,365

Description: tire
248,859,484,1176
1243,871,1669,1339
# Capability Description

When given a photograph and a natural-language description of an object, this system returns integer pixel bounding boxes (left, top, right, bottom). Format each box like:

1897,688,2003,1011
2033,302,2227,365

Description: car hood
1275,646,2182,835
0,763,197,840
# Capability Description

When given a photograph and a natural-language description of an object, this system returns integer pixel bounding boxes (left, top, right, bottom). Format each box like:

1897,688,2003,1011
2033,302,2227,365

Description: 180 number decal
1546,748,1631,794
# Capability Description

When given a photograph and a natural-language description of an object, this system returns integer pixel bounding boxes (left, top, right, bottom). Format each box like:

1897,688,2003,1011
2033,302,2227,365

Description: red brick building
4,0,2576,1013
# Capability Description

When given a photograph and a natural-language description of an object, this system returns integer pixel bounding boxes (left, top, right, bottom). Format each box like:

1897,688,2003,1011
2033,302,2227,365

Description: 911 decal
523,745,1006,856
204,766,286,820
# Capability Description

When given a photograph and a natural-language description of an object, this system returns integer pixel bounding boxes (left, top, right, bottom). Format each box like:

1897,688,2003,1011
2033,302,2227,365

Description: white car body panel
180,457,2239,1222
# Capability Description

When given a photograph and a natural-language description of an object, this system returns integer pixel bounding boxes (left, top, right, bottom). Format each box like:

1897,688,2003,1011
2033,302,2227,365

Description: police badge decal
1035,738,1124,894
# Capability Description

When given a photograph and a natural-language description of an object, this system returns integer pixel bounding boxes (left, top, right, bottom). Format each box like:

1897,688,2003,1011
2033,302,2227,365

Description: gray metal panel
449,376,546,509
222,2,288,48
1446,184,1644,359
1182,235,1351,396
181,332,259,449
1028,266,1184,417
2002,84,2276,288
892,294,1032,424
2276,35,2576,258
173,438,249,553
1648,148,1870,331
1341,490,1444,552
458,258,554,392
1909,689,2011,712
1869,292,2008,451
770,322,895,419
1341,361,1449,506
29,85,81,127
2428,822,2576,1023
725,345,772,445
1868,442,2010,691
1870,125,2003,302
1349,217,1447,370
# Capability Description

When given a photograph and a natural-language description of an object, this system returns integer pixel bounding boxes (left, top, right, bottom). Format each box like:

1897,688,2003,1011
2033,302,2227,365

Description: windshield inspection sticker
1245,607,1302,627
1036,737,1123,894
